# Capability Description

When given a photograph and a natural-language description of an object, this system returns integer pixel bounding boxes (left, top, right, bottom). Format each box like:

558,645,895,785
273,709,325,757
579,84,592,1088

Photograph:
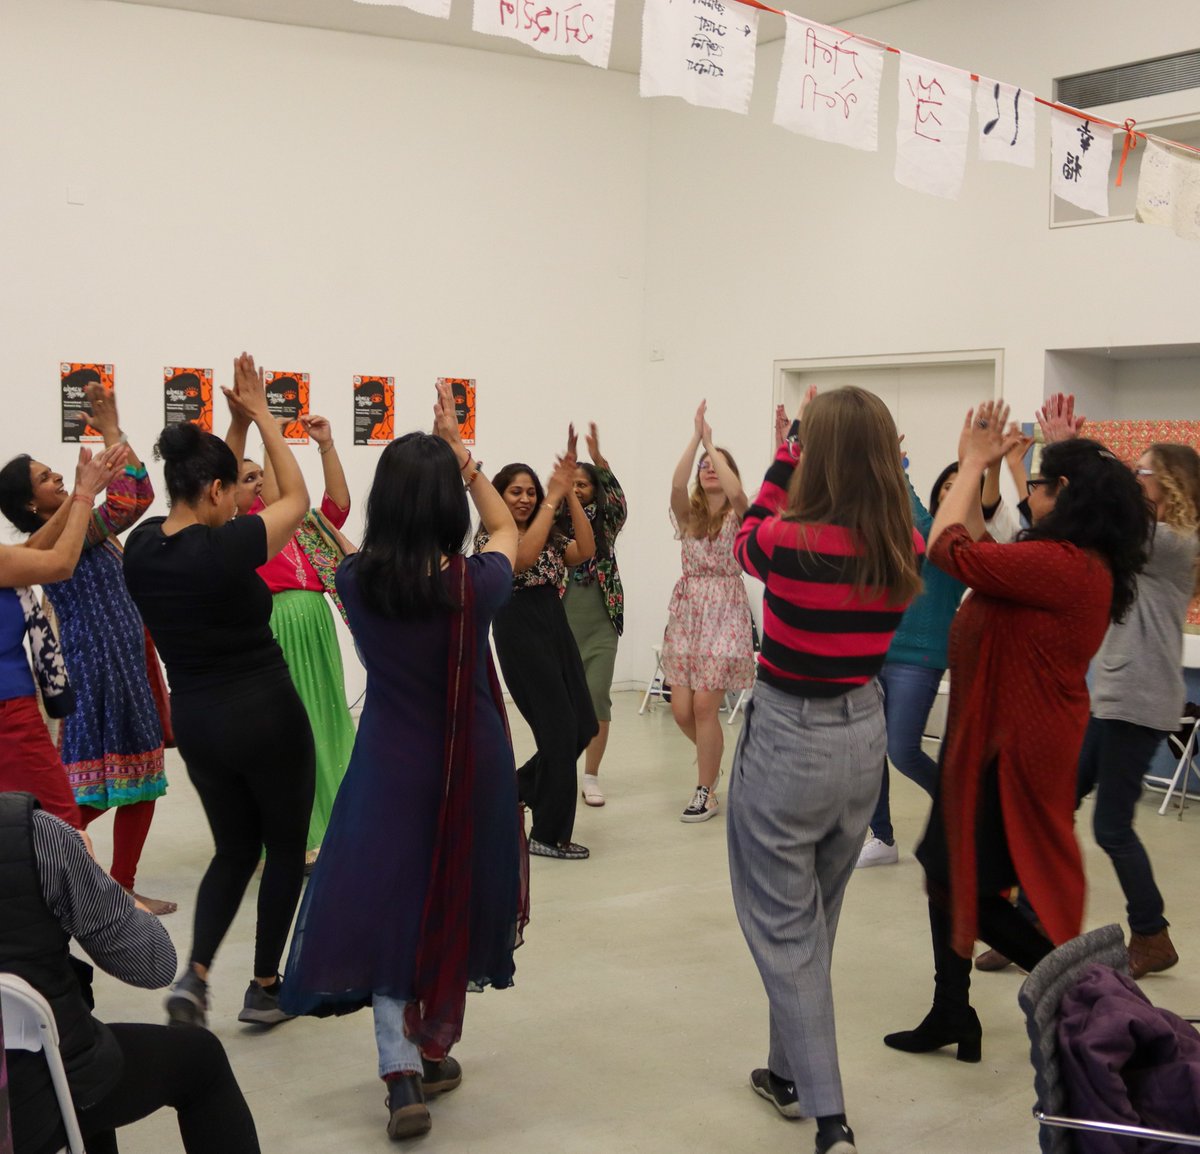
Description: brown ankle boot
1128,927,1179,979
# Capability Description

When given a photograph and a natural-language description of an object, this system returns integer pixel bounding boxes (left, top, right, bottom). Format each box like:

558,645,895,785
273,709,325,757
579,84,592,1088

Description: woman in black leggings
124,353,314,1029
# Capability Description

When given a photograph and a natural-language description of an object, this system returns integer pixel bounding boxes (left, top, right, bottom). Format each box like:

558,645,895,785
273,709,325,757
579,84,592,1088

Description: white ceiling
110,0,911,75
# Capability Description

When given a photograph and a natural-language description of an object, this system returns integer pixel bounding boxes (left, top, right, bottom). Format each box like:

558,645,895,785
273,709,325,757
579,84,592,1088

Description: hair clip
1097,449,1118,461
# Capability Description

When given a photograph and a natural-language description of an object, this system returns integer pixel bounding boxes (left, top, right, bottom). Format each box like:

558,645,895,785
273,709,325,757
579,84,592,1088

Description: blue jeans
869,662,943,844
373,995,422,1078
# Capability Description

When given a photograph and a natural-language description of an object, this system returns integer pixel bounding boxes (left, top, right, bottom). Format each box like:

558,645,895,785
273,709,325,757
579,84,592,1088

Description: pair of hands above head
958,391,1085,470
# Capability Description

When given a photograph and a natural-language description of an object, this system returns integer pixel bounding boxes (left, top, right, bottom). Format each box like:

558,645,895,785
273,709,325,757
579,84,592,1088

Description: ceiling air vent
1056,50,1200,109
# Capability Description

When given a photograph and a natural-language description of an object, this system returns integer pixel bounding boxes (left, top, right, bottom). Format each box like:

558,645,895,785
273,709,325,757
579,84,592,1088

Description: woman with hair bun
1076,439,1200,978
885,402,1150,1064
0,379,174,913
123,352,314,1031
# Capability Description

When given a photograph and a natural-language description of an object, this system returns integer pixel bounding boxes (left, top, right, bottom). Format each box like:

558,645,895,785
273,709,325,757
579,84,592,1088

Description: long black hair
928,462,959,517
0,455,40,534
357,433,470,618
154,422,238,505
1021,437,1150,623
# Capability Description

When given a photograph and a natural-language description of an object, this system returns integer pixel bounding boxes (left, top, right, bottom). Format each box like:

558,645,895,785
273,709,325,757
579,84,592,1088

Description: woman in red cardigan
884,400,1149,1063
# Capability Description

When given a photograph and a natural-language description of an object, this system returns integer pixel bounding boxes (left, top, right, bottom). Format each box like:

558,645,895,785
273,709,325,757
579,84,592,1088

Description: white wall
2,0,649,699
6,0,1199,700
636,0,1200,659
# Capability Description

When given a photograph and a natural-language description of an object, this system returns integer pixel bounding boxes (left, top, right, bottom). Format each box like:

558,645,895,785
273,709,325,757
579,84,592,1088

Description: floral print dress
661,509,755,692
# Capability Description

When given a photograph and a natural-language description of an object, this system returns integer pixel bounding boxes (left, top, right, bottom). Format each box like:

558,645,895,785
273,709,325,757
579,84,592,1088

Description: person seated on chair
0,791,260,1154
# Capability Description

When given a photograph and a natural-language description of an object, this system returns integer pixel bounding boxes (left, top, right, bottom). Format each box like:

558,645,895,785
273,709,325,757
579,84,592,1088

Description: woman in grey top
1077,442,1200,979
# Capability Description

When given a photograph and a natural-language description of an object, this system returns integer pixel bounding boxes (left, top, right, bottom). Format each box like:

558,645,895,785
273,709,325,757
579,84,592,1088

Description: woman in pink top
233,414,355,865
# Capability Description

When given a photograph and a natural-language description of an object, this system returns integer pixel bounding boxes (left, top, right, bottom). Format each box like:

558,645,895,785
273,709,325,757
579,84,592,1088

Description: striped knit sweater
734,443,924,698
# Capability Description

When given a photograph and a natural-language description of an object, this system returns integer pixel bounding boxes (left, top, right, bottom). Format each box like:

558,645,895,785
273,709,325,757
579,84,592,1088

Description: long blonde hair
686,447,740,540
1148,442,1200,596
783,387,922,607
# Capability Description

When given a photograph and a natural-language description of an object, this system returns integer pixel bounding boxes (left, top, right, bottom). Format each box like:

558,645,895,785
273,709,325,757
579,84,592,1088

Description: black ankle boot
883,1005,982,1063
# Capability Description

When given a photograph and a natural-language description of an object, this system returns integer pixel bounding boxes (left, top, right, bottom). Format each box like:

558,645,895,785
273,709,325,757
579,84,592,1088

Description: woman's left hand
958,400,1011,469
774,403,789,448
300,414,333,447
433,379,469,468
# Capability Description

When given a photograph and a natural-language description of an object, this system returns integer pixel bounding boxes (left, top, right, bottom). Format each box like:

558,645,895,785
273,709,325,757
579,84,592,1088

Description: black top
123,514,289,695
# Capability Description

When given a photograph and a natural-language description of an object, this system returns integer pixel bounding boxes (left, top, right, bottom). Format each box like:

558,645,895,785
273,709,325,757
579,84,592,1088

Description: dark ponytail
154,423,238,505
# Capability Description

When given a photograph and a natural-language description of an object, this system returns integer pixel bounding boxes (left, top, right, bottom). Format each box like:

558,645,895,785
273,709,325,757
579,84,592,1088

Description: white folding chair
1152,706,1200,819
638,645,666,715
0,972,86,1154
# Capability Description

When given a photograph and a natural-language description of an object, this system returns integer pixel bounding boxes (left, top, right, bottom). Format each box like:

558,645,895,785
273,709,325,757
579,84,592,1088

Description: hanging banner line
722,0,1200,161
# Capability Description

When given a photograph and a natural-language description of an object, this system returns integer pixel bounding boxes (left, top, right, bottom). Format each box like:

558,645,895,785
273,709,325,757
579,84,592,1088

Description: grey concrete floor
87,691,1200,1153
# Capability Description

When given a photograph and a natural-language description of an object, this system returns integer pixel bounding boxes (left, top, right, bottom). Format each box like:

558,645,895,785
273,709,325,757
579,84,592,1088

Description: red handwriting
499,0,594,44
907,75,945,142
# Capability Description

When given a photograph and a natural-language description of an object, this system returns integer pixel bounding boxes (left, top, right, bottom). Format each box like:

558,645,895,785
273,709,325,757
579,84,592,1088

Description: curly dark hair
1021,438,1150,623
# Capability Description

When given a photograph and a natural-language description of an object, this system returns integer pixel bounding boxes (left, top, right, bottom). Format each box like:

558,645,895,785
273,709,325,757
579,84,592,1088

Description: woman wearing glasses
884,401,1149,1063
1076,442,1200,978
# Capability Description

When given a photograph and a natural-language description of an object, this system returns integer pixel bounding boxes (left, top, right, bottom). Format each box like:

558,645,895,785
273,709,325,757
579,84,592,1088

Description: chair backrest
1017,925,1128,1154
0,973,84,1154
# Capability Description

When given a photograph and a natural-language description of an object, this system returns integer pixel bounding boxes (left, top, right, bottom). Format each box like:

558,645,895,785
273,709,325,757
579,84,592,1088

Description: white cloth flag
1136,137,1200,242
1050,109,1113,217
354,0,451,19
894,54,972,199
639,0,759,115
773,15,884,151
974,76,1035,167
472,0,616,68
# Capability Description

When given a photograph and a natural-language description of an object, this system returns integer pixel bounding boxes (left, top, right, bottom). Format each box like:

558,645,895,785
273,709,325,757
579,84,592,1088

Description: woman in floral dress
662,401,755,823
0,382,172,912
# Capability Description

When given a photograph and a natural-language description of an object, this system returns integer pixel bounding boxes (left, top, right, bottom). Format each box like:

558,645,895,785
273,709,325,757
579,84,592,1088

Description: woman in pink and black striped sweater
726,386,923,1154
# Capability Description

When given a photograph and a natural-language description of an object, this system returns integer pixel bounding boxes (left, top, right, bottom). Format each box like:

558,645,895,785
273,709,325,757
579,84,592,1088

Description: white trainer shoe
855,836,899,869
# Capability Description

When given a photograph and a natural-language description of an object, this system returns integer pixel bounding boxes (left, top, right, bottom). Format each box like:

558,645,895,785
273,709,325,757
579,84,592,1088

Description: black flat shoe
386,1074,431,1140
421,1055,462,1097
883,1006,982,1063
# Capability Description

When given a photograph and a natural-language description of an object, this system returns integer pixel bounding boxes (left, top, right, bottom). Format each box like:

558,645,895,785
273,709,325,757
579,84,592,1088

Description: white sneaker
856,836,899,869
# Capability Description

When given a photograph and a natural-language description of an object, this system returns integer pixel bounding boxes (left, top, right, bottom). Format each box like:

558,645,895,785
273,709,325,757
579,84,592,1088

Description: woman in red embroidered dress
884,400,1150,1063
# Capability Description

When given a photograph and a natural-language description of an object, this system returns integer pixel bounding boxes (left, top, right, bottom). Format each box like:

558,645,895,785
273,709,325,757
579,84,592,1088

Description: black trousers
171,672,315,977
34,1023,259,1154
493,586,597,846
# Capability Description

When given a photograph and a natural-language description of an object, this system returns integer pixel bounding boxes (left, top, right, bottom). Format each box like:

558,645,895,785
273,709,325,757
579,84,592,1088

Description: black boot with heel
882,1005,982,1063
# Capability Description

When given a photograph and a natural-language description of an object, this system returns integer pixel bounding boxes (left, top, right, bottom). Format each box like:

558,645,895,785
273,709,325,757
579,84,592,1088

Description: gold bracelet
318,442,334,456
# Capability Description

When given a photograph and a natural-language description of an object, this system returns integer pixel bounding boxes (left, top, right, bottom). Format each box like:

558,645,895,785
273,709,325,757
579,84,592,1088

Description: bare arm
0,446,128,585
514,456,575,574
303,415,350,512
24,499,73,551
562,488,595,566
222,354,308,557
671,402,706,525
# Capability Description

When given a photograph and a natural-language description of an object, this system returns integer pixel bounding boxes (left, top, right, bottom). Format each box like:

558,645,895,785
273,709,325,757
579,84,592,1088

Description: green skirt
564,580,619,723
270,589,357,852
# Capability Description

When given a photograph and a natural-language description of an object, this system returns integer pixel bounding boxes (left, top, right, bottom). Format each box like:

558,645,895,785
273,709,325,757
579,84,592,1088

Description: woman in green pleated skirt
270,589,357,853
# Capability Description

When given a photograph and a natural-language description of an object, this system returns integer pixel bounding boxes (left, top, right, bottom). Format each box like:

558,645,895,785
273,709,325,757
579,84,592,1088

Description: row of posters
58,364,477,447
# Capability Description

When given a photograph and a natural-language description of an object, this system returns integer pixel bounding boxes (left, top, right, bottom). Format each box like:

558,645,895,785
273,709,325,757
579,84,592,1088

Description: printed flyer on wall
163,367,214,431
60,363,114,443
353,375,394,446
439,377,476,446
264,371,310,444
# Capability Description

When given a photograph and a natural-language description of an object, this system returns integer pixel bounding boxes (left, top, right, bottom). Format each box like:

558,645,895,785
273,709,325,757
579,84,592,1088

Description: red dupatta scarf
403,556,530,1060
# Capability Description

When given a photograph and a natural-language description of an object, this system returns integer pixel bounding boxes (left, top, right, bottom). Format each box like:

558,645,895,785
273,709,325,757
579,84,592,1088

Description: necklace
285,537,308,587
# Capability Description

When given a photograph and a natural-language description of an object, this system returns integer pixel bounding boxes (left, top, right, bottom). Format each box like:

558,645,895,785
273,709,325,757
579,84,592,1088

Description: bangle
318,442,334,456
464,466,482,489
71,492,94,507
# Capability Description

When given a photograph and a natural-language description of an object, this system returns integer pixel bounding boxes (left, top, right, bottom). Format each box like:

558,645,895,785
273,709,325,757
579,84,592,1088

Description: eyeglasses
1026,478,1053,496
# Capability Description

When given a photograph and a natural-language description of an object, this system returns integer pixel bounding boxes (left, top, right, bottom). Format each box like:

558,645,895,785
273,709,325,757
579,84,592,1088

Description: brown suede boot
1127,927,1179,979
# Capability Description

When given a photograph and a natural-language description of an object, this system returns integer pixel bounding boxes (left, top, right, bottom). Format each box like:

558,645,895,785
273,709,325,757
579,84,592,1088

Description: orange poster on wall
164,367,214,432
264,371,310,444
439,377,476,446
353,376,394,446
60,362,114,443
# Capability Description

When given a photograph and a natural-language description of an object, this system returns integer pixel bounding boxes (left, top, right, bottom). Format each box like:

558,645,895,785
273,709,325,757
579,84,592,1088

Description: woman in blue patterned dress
0,382,172,913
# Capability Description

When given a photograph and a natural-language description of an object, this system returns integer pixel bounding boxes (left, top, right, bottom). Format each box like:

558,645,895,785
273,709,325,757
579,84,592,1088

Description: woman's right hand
74,443,130,499
693,400,708,444
958,400,1011,470
432,379,470,467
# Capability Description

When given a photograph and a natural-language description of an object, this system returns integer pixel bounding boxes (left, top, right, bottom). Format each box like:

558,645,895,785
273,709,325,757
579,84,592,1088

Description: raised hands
222,352,270,425
958,400,1013,470
432,379,470,468
546,452,577,506
300,414,333,448
1003,421,1035,464
74,443,130,499
774,403,789,448
1036,392,1085,444
84,381,120,438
